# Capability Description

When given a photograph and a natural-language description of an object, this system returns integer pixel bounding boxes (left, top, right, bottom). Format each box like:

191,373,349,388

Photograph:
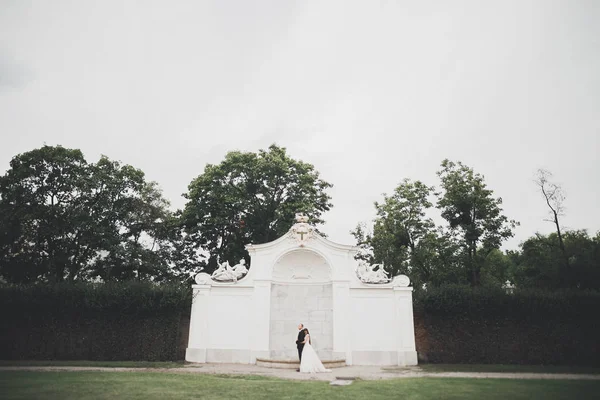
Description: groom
295,323,305,371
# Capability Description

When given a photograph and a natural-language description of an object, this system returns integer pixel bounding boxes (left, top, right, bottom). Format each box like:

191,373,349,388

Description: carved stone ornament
356,261,392,284
392,274,410,287
211,259,248,282
194,272,212,285
287,213,315,247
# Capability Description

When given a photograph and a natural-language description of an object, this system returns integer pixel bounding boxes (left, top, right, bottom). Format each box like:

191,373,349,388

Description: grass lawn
0,371,599,400
3,360,599,375
0,360,186,368
419,364,600,375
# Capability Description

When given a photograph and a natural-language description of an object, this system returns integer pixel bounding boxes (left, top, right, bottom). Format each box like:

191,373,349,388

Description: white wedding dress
299,334,331,373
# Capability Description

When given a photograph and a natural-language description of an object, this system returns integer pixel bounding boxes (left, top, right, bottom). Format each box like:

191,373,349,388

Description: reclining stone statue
211,259,248,282
356,261,391,284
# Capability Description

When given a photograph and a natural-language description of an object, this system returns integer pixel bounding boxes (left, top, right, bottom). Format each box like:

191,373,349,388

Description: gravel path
1,364,599,382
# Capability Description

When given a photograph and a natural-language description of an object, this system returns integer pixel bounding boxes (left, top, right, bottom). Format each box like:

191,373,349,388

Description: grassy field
0,371,599,400
3,360,599,375
418,363,600,374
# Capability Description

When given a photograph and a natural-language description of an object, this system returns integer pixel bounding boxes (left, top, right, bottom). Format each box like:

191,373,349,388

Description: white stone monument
186,214,418,366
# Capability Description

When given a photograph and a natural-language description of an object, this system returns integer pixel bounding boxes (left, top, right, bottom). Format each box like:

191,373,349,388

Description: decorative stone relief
356,262,391,284
392,274,410,287
194,272,212,285
287,213,315,247
211,259,248,282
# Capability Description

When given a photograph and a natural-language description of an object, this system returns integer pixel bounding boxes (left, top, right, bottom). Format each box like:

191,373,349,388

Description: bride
299,328,331,373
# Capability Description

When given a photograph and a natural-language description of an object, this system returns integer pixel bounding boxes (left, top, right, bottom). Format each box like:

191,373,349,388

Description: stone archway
268,250,333,360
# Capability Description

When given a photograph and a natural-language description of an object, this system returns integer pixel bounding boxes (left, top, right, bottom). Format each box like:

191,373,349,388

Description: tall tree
85,159,174,282
0,146,91,282
436,159,518,286
535,169,569,272
0,146,174,283
181,144,332,273
410,229,466,287
351,179,436,282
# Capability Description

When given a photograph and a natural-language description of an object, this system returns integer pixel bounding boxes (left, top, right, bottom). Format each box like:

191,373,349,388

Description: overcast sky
1,0,599,249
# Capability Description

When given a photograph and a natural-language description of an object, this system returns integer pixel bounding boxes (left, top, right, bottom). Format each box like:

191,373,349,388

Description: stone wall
269,283,333,360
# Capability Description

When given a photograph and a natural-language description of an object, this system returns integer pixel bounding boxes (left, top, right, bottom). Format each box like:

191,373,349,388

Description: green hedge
0,282,192,361
414,285,600,365
3,283,599,365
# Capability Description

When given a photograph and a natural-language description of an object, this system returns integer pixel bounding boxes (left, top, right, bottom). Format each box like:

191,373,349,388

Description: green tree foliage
352,179,446,286
355,161,518,288
413,229,466,287
0,146,89,283
0,145,175,283
436,160,518,286
510,230,600,290
181,144,332,273
480,248,514,288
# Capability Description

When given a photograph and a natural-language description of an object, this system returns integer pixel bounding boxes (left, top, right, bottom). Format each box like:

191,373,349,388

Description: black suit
296,329,306,361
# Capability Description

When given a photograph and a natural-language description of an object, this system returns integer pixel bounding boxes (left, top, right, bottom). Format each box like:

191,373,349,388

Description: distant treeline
0,145,598,290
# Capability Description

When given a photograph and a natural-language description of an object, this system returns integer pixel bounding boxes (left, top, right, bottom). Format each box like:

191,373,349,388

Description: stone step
255,358,346,369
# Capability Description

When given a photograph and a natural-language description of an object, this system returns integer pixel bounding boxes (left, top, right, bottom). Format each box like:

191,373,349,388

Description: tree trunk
471,268,480,287
469,243,480,286
553,209,571,286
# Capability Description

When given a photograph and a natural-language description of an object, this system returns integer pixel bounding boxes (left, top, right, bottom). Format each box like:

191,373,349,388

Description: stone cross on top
290,213,312,246
297,229,308,241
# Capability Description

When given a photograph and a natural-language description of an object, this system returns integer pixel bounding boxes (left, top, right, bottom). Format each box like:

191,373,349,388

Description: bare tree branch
535,169,569,270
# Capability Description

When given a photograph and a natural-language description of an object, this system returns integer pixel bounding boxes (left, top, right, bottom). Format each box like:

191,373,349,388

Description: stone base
186,348,417,367
256,358,346,369
398,350,418,366
186,348,206,363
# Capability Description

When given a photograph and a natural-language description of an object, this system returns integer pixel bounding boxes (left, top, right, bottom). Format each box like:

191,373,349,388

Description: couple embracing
295,323,331,373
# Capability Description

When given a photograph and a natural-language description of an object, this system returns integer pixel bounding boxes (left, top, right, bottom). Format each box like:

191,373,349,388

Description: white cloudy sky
1,0,599,249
